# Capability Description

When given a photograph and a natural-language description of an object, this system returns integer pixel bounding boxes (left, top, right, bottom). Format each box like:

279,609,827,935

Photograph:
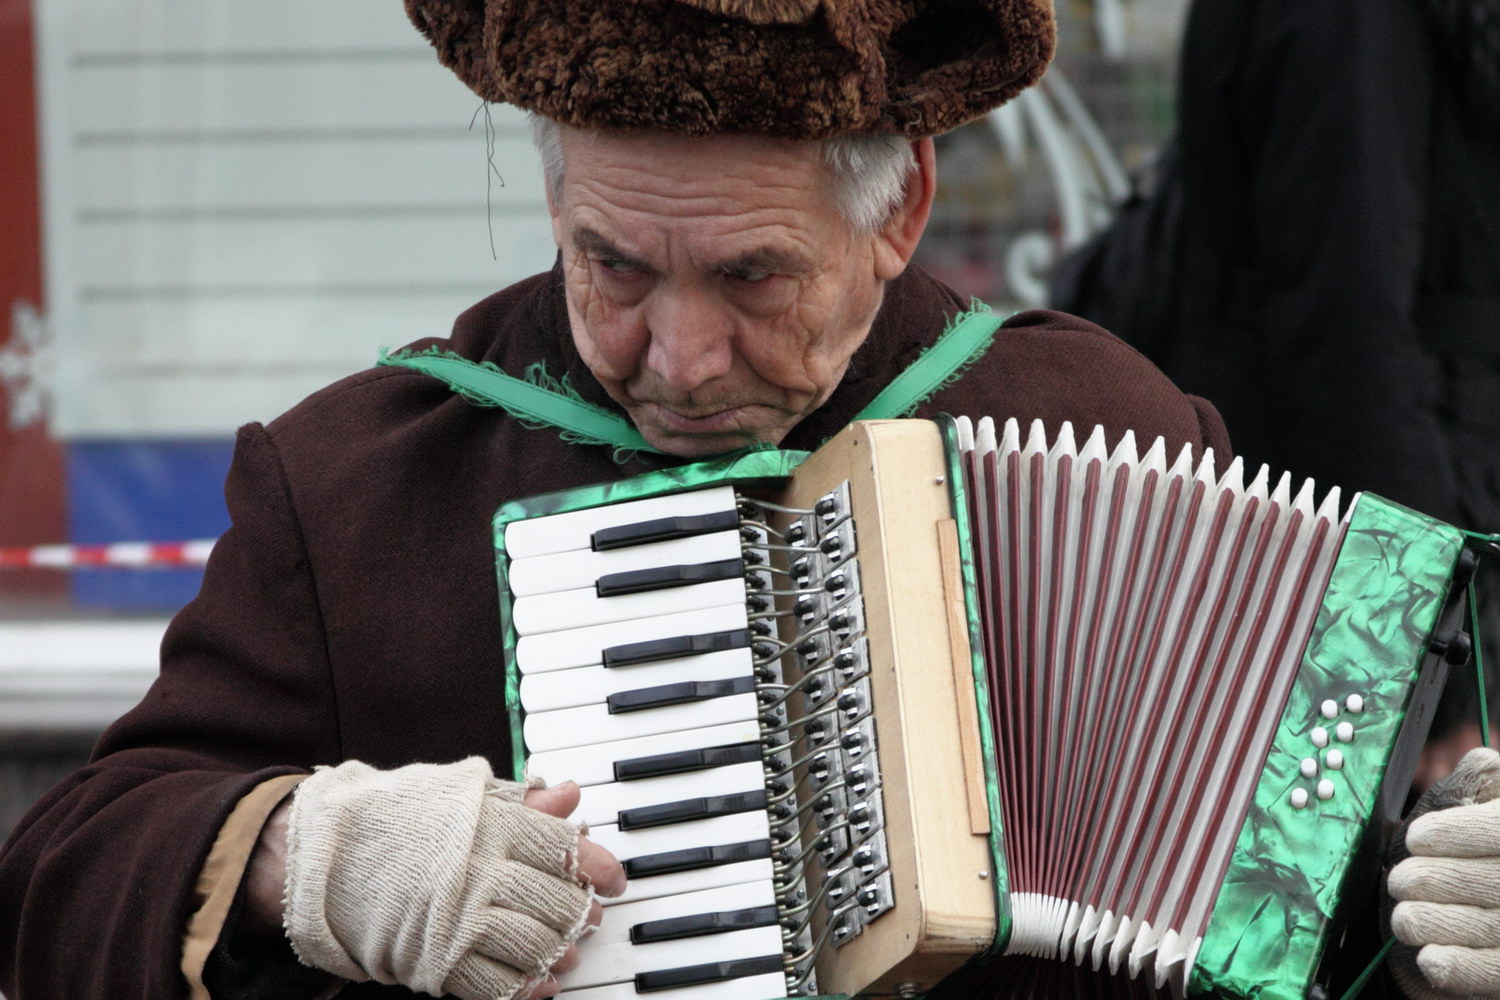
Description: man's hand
1389,747,1500,998
247,758,622,1000
244,793,293,936
510,781,620,999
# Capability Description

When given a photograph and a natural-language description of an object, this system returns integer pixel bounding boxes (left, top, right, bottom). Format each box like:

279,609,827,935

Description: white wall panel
38,0,556,439
73,296,501,367
0,621,164,731
68,0,422,54
70,59,489,134
74,136,544,213
77,214,553,289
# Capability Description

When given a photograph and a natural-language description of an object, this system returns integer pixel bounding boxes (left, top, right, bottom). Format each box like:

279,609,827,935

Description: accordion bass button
1290,788,1310,809
1299,758,1318,779
1335,722,1354,743
1326,749,1345,770
1320,699,1340,720
1317,779,1336,801
1346,694,1365,713
1311,727,1330,748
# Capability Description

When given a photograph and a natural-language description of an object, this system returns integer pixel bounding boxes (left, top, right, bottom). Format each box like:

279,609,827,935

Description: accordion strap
852,306,1002,422
377,347,659,455
375,307,1001,456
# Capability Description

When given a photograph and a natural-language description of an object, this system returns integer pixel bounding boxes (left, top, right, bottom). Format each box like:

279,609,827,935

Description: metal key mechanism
738,479,894,996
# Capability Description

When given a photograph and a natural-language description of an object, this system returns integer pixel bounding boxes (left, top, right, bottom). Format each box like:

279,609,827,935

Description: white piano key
587,881,778,949
559,925,784,991
514,578,747,636
560,971,789,1000
609,858,776,907
517,604,751,674
526,720,763,788
572,761,767,827
510,530,744,598
505,486,738,559
589,812,770,868
521,650,754,713
524,692,760,753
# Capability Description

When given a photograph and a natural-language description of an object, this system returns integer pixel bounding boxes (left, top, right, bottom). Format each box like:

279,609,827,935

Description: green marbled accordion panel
1190,494,1464,998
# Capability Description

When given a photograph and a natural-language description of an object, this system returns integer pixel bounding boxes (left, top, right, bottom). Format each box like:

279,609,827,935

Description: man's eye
598,258,642,276
727,268,773,284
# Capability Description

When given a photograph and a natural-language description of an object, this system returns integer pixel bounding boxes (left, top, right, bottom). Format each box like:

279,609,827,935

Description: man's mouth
649,403,756,434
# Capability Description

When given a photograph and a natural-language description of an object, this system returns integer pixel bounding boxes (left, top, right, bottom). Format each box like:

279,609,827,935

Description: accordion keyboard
507,483,894,999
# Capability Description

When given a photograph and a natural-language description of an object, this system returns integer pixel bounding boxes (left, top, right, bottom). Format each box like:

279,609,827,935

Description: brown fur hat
404,0,1055,139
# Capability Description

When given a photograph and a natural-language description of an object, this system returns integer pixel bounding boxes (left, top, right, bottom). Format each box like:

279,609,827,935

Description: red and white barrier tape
0,540,217,569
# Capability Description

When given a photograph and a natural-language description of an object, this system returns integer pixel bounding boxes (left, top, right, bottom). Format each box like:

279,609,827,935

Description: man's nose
643,291,736,396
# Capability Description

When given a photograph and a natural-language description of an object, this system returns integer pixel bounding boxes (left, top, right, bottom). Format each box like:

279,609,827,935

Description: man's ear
872,137,936,282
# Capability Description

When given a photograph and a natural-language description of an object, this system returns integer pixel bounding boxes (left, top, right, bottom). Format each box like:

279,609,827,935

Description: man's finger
576,836,627,897
1409,798,1500,858
1394,900,1500,949
524,781,582,819
518,973,561,1000
550,943,582,975
1417,943,1500,995
1392,856,1500,907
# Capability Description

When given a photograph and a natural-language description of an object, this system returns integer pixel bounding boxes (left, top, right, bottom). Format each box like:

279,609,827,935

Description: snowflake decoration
1,300,53,431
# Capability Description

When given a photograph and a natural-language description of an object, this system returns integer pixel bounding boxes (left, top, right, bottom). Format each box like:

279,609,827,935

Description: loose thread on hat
469,100,507,261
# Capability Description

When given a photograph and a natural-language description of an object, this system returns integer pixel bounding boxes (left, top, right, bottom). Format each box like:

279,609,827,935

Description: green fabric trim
381,304,998,459
852,305,1002,421
378,348,662,458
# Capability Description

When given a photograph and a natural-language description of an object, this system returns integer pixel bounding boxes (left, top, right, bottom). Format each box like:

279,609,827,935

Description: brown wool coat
0,264,1227,999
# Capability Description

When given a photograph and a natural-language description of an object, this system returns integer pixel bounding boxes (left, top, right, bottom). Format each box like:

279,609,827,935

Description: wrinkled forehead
553,126,851,250
556,126,831,199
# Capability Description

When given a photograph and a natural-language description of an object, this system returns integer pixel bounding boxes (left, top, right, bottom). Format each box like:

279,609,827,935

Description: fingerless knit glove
284,757,594,1000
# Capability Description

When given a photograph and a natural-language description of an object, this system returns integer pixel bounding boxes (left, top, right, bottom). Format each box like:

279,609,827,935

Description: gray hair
528,114,913,234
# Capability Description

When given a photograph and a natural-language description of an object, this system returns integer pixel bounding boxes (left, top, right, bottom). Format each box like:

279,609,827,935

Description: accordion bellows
493,417,1469,1000
954,416,1461,997
963,417,1346,985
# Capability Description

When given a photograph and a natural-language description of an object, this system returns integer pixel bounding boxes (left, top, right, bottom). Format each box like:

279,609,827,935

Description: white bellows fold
956,417,1348,994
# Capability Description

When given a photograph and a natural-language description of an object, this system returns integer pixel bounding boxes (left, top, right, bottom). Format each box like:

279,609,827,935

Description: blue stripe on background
66,440,235,611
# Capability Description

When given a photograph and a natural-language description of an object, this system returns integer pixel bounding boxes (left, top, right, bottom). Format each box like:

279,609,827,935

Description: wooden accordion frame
493,418,1476,1000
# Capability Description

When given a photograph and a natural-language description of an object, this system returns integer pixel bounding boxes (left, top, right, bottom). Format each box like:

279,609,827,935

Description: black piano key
607,675,756,714
622,838,772,879
617,789,769,831
591,510,741,551
596,558,745,597
630,904,781,945
613,741,762,782
603,628,752,669
635,954,785,993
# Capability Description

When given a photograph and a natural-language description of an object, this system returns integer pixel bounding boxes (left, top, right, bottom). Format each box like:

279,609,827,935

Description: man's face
549,128,911,457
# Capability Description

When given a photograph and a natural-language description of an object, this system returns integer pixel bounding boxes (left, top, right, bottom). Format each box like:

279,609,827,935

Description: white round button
1321,699,1339,719
1300,757,1319,778
1326,749,1345,770
1336,721,1354,742
1345,694,1364,713
1317,779,1335,801
1311,726,1330,748
1291,788,1309,809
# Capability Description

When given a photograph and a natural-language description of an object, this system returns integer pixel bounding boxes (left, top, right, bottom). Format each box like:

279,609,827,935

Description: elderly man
0,2,1490,999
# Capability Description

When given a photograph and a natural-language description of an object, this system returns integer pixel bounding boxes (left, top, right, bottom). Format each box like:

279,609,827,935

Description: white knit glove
283,757,596,1000
1389,747,1500,999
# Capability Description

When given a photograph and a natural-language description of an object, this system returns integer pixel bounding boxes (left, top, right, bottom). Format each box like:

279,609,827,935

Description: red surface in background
1,0,68,601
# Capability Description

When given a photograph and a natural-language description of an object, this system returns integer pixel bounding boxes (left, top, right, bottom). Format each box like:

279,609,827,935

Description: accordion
493,417,1476,1000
